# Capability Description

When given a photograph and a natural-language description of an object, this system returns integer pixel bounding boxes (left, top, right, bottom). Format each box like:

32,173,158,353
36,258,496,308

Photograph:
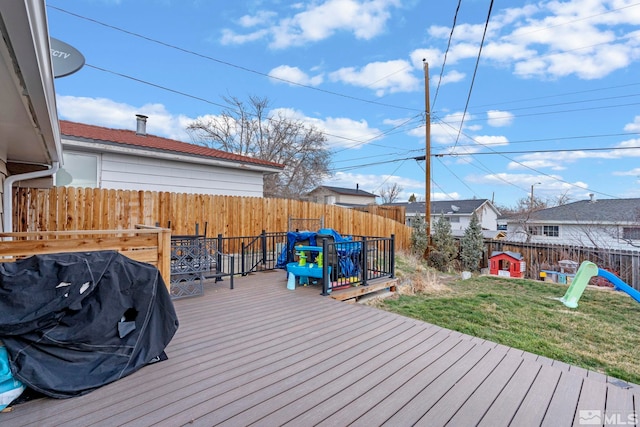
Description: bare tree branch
187,95,331,198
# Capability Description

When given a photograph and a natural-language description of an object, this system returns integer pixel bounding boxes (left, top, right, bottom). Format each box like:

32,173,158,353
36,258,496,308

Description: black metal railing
239,231,288,275
318,235,396,295
170,235,235,299
169,229,395,298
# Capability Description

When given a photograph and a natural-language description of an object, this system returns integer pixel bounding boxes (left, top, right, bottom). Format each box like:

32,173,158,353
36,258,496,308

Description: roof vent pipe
136,114,148,136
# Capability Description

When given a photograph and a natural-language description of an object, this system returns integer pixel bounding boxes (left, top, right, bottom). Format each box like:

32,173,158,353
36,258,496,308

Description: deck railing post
230,254,235,289
216,233,223,282
261,230,267,267
241,241,247,276
321,238,330,296
390,234,395,278
362,237,368,286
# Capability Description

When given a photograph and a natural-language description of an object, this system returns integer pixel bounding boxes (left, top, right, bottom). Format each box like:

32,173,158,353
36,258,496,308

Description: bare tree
379,183,403,204
187,95,331,198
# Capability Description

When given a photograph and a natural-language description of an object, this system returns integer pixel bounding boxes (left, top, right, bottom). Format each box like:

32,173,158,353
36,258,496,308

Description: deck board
476,353,542,426
1,272,637,427
509,364,562,426
541,371,584,427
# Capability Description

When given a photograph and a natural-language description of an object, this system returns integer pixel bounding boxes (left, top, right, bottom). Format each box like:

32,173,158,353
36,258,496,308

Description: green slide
560,261,599,308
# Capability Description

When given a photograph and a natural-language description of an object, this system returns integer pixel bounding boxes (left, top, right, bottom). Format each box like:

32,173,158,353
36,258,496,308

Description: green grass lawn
376,273,640,384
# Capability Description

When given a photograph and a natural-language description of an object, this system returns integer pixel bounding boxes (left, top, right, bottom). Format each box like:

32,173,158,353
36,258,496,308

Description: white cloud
487,110,514,127
423,0,640,81
624,115,640,132
474,172,588,198
58,96,385,152
268,65,324,86
474,135,509,147
508,138,640,171
439,70,466,85
269,107,382,149
329,59,419,96
220,0,401,49
56,95,192,141
613,167,640,176
220,28,269,45
324,171,425,201
238,11,277,28
410,48,444,68
419,111,478,145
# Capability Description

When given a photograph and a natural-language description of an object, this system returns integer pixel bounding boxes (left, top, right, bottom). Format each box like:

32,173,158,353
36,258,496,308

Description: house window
623,227,640,240
447,216,460,223
55,152,99,188
528,225,559,237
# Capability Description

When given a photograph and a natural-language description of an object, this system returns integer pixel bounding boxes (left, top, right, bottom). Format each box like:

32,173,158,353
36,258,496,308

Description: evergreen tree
430,214,456,271
460,212,485,272
410,214,428,257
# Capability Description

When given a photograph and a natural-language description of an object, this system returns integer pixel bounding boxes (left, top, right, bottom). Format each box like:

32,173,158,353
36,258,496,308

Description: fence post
362,236,368,286
390,234,395,279
321,238,330,296
230,255,235,289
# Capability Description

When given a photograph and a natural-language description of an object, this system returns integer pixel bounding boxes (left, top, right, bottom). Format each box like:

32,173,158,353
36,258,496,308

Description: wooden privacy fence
13,187,412,249
351,205,406,223
0,226,172,289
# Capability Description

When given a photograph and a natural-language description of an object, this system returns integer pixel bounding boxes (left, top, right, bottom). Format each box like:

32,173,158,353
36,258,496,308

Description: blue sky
47,0,640,207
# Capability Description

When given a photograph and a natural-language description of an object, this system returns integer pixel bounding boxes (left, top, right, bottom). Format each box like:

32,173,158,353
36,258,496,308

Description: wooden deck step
329,278,398,301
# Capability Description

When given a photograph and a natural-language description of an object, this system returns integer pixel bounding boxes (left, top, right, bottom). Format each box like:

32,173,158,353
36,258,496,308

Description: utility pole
423,60,431,241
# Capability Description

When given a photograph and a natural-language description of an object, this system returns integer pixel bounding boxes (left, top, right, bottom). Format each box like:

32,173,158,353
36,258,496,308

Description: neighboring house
385,199,502,238
0,1,62,232
57,116,284,197
505,197,640,251
306,185,377,207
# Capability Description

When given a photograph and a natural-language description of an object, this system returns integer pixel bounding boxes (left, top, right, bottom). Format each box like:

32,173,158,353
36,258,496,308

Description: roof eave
0,0,61,165
62,138,283,173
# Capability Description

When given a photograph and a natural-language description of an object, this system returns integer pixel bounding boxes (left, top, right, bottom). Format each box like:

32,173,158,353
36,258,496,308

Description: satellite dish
451,205,460,212
50,37,85,78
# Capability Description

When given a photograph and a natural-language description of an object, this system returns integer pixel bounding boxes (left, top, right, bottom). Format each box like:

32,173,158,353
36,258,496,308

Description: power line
509,2,640,39
436,145,640,157
432,116,621,199
466,81,640,111
84,64,420,150
450,0,494,152
48,5,420,113
437,100,640,128
432,0,462,110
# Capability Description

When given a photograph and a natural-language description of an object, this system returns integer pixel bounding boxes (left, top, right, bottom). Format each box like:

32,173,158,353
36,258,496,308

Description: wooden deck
2,271,639,426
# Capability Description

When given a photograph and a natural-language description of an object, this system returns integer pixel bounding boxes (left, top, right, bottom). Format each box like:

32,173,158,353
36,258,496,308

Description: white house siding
64,150,265,197
506,222,638,251
479,203,497,231
445,215,471,236
336,194,376,205
101,152,264,196
308,189,375,205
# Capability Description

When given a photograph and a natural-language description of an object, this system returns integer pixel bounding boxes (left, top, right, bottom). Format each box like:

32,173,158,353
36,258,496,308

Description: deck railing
167,231,395,297
0,226,172,289
320,235,396,295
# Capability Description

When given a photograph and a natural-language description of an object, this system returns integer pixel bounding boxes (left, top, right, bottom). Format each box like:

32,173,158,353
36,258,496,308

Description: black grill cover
0,251,179,398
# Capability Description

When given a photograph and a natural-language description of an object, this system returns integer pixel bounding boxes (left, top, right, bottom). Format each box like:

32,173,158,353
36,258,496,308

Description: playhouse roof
490,251,523,261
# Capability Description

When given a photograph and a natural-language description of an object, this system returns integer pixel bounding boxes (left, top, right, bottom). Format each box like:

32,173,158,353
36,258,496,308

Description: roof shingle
59,121,284,169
